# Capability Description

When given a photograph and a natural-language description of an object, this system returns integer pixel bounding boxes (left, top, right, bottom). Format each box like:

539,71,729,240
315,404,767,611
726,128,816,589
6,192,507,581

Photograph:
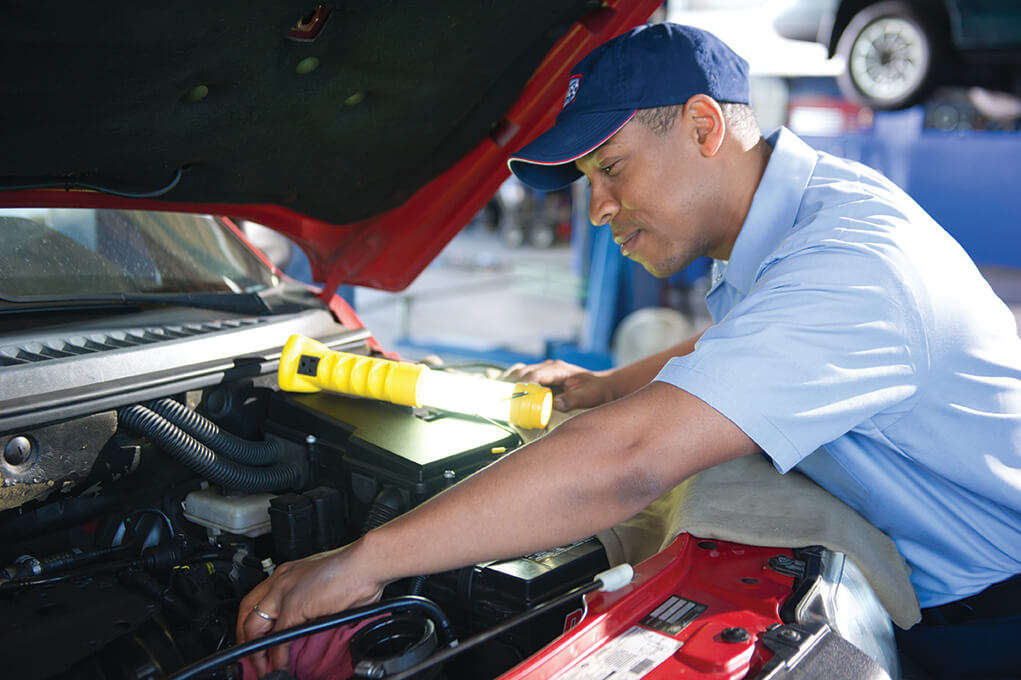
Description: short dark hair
634,102,760,139
720,102,760,138
634,104,684,135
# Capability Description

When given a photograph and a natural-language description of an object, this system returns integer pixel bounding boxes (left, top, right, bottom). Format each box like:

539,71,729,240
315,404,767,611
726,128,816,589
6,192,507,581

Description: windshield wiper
0,292,272,315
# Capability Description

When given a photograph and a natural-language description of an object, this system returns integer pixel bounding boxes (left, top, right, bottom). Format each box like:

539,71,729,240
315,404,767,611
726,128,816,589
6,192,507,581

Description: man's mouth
614,229,639,255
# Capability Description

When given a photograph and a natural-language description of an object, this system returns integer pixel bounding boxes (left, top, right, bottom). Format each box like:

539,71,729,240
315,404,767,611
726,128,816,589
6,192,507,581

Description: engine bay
0,317,900,680
0,361,610,680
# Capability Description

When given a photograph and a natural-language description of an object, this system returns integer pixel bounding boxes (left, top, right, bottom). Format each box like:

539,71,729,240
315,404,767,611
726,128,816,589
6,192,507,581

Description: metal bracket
754,621,891,680
768,554,807,579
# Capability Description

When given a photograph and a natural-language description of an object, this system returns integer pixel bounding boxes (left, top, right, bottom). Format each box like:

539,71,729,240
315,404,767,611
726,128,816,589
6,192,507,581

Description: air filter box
267,391,521,538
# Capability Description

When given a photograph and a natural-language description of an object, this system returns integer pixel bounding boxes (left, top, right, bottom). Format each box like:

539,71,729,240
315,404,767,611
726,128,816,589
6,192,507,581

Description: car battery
424,536,610,676
267,391,521,539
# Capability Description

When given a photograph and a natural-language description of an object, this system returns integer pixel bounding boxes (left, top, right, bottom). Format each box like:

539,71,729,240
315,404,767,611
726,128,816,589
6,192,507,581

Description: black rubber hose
361,489,430,597
361,486,408,535
117,404,301,492
146,398,282,465
166,596,457,680
120,569,196,621
408,575,429,596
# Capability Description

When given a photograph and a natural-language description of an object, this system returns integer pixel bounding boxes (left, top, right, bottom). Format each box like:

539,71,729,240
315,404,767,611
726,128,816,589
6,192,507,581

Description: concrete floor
355,227,587,364
354,227,1021,367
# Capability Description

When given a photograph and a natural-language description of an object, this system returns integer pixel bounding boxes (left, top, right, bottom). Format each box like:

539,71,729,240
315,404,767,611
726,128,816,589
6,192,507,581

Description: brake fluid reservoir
182,488,275,537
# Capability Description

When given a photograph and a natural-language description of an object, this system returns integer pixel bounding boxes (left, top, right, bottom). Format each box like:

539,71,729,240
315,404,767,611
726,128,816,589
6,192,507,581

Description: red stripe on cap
507,110,638,169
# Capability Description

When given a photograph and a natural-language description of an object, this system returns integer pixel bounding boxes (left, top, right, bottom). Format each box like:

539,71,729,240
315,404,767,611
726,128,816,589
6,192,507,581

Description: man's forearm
599,328,708,400
355,410,652,583
235,382,758,665
352,378,750,587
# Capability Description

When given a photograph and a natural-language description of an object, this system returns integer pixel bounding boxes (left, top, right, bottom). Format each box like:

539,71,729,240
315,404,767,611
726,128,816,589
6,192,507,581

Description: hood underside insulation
1,0,595,225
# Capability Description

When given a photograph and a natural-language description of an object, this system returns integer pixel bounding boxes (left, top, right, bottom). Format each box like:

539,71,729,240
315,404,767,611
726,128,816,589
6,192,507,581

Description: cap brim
508,109,636,191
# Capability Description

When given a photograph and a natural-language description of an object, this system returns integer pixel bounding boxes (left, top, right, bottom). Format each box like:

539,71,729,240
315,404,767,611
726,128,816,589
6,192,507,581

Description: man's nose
588,184,620,227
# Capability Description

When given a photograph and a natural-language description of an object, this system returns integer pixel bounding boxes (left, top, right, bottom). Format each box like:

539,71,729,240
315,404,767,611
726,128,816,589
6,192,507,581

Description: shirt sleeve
655,244,928,472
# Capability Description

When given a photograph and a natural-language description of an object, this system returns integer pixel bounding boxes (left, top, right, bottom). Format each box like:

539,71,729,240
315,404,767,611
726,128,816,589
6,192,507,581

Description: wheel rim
849,16,927,103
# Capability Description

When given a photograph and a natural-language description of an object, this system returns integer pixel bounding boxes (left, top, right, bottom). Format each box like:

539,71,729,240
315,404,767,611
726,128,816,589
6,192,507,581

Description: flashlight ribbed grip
334,353,422,406
278,334,424,406
279,334,551,429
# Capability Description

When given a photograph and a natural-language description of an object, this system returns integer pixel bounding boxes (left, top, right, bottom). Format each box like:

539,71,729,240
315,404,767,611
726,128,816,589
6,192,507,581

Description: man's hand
503,329,708,413
236,543,384,676
504,359,616,411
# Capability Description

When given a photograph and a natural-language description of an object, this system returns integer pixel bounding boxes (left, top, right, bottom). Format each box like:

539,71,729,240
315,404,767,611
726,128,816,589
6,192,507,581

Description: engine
0,379,607,680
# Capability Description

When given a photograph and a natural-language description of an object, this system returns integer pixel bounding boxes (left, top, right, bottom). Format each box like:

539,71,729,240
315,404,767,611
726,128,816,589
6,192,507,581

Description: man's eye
600,163,617,176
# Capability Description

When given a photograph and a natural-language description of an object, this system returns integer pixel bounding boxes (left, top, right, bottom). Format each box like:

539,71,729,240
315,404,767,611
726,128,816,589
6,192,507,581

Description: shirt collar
723,127,818,295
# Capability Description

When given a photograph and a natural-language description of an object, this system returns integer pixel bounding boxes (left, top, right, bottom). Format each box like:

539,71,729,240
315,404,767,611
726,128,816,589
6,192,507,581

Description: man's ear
684,95,726,157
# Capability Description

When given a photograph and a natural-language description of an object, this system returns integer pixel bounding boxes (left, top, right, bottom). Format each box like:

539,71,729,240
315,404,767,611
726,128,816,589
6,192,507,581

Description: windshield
1,208,279,299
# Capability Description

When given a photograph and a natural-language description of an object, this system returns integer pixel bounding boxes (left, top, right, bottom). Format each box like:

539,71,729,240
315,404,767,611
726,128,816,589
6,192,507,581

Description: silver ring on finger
252,604,277,622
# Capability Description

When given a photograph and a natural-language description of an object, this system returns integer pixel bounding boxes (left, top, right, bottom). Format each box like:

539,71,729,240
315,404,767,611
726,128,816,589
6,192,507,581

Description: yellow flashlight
278,335,552,430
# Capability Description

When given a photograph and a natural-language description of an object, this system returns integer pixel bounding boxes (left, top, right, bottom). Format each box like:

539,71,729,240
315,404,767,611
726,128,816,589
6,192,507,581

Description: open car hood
0,1,661,298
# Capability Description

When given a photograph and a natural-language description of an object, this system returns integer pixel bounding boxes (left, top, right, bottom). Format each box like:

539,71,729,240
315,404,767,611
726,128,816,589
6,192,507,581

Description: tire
836,1,945,110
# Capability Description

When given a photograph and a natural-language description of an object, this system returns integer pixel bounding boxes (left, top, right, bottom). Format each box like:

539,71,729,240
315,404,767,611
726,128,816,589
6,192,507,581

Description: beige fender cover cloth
520,409,921,629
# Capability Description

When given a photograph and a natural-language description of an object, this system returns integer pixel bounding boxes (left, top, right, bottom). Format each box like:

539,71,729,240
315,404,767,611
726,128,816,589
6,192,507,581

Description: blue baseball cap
507,23,750,191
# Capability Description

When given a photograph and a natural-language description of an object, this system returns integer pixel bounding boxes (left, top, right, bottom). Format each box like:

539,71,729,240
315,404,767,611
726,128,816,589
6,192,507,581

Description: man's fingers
271,640,294,672
237,583,272,642
555,374,614,411
243,604,278,640
236,579,285,678
269,611,304,672
500,362,527,381
249,650,270,679
244,603,294,673
506,359,584,387
554,376,592,410
555,387,591,412
232,546,380,676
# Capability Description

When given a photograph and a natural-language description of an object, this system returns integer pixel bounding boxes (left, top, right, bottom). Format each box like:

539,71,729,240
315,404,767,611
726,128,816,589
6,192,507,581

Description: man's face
574,113,717,278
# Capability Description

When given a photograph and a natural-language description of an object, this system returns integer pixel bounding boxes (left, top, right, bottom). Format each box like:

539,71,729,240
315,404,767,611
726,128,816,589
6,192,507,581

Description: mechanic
238,24,1021,679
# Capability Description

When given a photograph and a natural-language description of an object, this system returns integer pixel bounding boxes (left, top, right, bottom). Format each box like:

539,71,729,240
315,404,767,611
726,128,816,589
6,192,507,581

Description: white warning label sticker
555,625,682,679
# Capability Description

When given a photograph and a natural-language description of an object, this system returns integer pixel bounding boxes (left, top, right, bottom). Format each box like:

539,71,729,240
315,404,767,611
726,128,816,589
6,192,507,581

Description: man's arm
599,329,707,401
237,379,756,673
509,328,708,411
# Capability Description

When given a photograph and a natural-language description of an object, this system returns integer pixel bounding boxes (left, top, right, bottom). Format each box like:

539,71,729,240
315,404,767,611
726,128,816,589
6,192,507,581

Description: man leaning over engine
238,24,1021,680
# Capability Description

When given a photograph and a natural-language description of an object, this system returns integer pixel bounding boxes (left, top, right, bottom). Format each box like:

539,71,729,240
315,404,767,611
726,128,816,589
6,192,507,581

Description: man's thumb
554,377,597,411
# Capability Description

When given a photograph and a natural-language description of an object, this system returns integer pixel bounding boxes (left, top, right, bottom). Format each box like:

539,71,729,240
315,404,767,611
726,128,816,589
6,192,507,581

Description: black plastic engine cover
266,391,521,537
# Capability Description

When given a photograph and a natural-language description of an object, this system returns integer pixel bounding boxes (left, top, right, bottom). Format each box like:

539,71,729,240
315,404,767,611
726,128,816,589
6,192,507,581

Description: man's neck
709,135,773,260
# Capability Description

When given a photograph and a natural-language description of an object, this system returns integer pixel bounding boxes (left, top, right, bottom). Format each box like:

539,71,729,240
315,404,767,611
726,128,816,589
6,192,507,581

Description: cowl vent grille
0,319,266,367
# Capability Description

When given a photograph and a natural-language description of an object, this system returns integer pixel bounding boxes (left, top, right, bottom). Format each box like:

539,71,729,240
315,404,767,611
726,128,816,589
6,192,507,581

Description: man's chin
636,255,689,279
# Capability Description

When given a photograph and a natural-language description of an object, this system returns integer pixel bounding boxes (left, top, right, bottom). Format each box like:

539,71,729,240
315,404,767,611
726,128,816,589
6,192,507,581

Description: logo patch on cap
563,75,581,109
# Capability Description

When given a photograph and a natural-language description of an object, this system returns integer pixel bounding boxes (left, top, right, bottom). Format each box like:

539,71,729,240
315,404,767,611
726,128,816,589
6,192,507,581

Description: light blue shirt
655,127,1021,608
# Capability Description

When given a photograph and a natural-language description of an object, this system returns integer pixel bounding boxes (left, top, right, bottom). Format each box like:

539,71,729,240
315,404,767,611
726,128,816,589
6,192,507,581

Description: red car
1,3,904,679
